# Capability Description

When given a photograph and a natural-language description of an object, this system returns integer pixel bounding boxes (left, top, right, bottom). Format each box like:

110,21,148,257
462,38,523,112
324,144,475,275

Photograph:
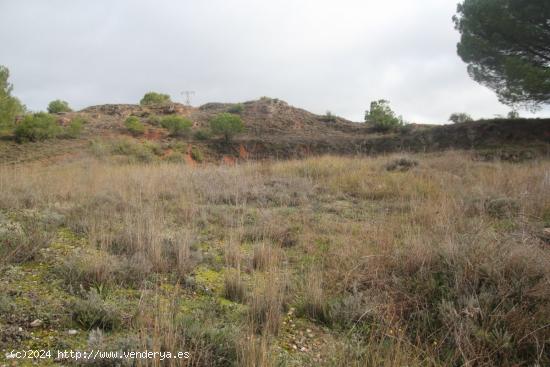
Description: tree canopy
209,113,245,143
0,65,25,130
364,100,404,131
140,92,172,106
454,0,550,109
449,112,474,124
47,99,72,113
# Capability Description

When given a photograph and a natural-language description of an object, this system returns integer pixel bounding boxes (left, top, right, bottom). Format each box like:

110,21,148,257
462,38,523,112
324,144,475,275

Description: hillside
1,98,549,165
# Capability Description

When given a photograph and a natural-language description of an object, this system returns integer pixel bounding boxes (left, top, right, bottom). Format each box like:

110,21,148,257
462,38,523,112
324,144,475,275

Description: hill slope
1,98,549,164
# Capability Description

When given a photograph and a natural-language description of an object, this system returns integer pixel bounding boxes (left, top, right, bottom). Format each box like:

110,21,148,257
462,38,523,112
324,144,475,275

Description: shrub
507,110,520,119
449,112,473,124
140,92,172,106
72,290,122,331
147,115,162,126
484,197,520,219
64,117,84,138
124,116,145,135
320,111,337,122
209,113,245,144
160,115,192,136
111,138,154,162
194,129,211,140
47,99,72,113
190,146,203,162
365,100,404,132
227,103,244,114
14,112,62,142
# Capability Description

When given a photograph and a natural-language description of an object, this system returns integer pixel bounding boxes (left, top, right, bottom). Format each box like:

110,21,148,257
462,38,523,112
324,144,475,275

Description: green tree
140,92,172,106
449,112,474,124
0,65,25,130
364,100,404,131
209,113,245,143
161,115,193,136
507,110,520,119
14,113,61,142
47,99,72,113
124,116,145,135
454,0,550,109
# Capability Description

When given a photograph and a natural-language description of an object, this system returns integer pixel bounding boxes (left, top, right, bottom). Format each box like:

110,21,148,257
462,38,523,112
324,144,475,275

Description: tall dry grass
0,151,549,366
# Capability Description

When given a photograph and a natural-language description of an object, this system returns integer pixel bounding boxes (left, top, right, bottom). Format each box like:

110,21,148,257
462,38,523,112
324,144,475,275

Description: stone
30,319,43,328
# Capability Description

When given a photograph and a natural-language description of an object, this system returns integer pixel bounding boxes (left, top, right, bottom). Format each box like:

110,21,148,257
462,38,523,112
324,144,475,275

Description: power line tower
181,91,195,106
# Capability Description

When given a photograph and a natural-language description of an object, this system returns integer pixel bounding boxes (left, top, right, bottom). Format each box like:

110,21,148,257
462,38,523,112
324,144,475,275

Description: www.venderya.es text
6,349,191,362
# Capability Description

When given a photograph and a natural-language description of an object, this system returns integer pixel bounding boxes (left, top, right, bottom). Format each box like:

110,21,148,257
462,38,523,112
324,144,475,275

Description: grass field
1,151,549,366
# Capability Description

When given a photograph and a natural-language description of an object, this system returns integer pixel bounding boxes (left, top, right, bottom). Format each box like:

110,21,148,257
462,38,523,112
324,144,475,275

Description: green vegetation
364,99,404,131
47,99,72,113
454,0,550,108
72,290,122,331
449,112,474,124
124,116,145,135
0,153,548,366
0,65,25,131
194,129,211,140
139,91,172,106
64,117,85,138
320,111,337,122
14,112,62,142
160,115,192,136
227,103,244,114
508,110,520,119
190,146,204,162
209,112,245,143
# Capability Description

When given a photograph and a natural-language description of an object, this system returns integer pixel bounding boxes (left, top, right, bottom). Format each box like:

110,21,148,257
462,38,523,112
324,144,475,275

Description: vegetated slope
1,153,549,366
2,98,550,164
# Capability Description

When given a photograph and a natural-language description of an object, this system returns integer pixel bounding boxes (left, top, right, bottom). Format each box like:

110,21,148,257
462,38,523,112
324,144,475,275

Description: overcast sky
1,0,548,123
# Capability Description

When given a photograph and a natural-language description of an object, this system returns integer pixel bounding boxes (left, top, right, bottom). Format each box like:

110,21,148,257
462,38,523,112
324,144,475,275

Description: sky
1,0,548,124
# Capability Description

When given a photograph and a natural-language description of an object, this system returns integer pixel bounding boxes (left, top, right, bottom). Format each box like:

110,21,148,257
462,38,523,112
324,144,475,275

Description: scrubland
0,151,549,366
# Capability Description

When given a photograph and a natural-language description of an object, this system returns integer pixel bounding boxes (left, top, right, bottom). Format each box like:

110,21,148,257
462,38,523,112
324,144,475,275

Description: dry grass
0,151,549,366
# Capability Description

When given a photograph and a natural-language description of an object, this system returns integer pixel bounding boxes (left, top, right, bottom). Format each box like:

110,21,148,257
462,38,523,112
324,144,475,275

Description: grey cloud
1,0,548,123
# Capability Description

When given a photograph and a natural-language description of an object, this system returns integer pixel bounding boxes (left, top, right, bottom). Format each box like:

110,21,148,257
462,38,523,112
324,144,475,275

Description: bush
14,112,62,142
124,116,145,135
190,146,203,162
47,99,72,113
449,112,473,124
140,92,172,106
111,138,154,162
227,103,244,114
209,113,245,144
64,117,84,138
194,129,211,140
365,100,404,132
320,111,337,122
160,115,192,136
72,290,122,331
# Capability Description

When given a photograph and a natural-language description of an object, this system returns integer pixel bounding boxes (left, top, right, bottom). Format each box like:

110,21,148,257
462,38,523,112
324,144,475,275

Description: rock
30,319,43,328
67,329,78,335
